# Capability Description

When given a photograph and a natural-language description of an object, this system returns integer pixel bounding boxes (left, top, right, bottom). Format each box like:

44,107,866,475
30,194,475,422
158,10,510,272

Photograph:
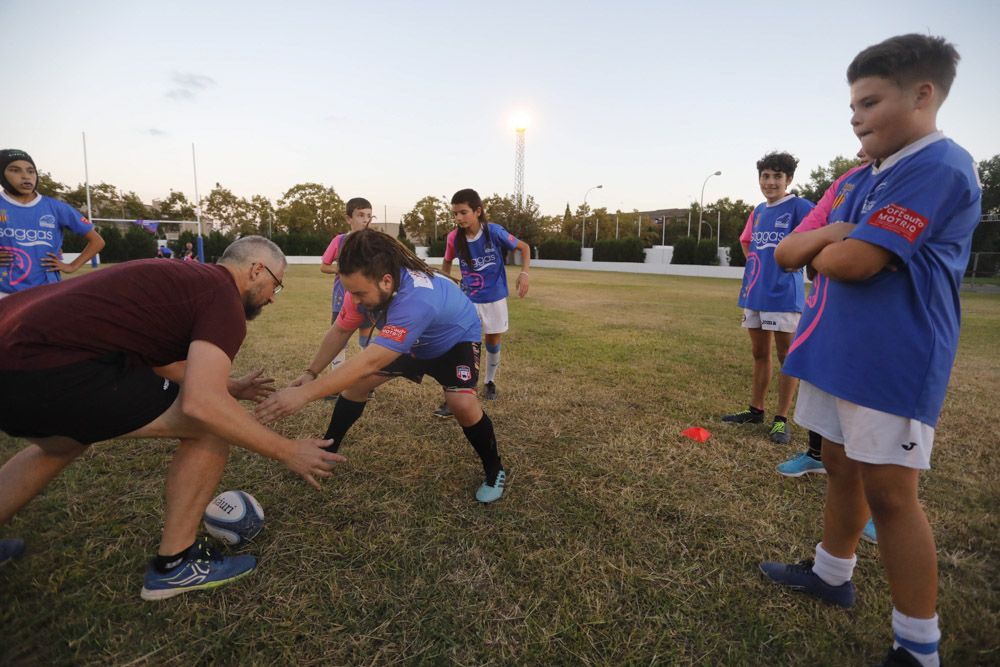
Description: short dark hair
756,152,799,178
346,197,372,217
847,34,960,100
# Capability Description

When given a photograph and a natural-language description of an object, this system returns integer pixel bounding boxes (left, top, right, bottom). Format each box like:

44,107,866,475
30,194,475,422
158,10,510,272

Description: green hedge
593,237,645,262
427,238,447,258
672,237,720,265
538,238,581,260
727,238,747,267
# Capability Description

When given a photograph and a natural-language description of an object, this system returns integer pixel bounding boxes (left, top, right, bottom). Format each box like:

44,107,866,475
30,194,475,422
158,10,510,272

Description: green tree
481,193,544,250
36,172,69,199
155,190,196,220
978,154,1000,214
402,195,448,244
203,183,262,237
276,183,345,236
797,155,862,203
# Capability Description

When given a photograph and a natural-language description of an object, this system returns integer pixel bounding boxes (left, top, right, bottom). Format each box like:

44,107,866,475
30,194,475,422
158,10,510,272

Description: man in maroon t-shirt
0,236,344,600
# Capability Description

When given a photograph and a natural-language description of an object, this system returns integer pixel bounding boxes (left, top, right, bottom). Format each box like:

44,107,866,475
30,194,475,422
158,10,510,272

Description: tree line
42,152,1000,263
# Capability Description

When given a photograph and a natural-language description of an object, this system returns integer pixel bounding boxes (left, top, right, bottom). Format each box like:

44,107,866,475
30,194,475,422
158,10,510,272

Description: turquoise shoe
476,469,506,503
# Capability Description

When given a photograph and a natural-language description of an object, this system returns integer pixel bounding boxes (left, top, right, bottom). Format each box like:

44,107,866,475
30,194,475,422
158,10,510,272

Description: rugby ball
203,490,265,546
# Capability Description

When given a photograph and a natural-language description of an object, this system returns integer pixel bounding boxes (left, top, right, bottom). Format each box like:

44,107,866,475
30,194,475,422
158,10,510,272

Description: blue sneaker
759,558,856,608
0,538,25,566
862,518,878,544
776,452,826,477
140,537,256,601
476,469,506,503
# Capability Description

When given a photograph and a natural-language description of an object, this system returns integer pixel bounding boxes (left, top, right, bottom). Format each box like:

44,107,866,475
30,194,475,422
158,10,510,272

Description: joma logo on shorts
900,442,917,451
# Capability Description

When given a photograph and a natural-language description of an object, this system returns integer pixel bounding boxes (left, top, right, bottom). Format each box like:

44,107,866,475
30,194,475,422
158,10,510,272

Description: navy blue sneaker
140,537,256,601
758,558,856,608
0,538,25,566
880,646,939,666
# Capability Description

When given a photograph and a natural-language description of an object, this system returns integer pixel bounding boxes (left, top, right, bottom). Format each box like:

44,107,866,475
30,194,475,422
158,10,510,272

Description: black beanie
0,149,37,194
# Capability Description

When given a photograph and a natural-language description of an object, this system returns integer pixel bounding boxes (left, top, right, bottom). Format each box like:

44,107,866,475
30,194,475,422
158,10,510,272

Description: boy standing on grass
761,34,980,667
723,152,814,444
319,198,374,398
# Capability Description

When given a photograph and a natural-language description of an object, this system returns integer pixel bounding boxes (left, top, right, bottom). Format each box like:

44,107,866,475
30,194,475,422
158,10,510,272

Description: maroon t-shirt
0,260,246,371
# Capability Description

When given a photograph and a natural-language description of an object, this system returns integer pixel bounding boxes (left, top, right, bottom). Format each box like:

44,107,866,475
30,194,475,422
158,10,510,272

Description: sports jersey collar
464,226,485,242
871,131,945,175
1,190,42,207
765,194,796,208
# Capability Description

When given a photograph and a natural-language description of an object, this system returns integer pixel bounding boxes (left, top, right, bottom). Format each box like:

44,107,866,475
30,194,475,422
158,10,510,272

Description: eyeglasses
261,264,284,294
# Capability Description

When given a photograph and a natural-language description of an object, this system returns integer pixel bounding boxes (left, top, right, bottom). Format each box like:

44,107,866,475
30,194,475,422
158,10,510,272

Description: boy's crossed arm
774,221,893,281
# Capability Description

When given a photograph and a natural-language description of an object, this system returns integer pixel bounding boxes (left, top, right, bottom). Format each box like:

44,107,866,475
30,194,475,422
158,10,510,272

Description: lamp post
697,171,721,243
581,184,603,249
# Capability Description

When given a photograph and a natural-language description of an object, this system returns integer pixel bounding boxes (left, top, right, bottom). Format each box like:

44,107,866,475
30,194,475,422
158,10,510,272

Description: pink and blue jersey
444,223,520,304
321,233,348,313
793,164,870,234
336,268,481,359
783,133,981,425
738,195,814,312
0,192,95,294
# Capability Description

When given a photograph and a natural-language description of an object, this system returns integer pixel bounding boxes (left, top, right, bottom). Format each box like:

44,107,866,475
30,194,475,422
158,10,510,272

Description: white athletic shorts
475,299,509,335
793,381,935,470
742,309,800,333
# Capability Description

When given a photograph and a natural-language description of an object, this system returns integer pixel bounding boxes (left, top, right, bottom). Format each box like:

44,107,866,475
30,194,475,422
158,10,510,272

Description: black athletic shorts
0,352,180,445
378,341,480,392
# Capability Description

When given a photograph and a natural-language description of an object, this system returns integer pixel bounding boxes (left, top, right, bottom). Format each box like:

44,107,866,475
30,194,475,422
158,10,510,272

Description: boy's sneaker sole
759,558,856,608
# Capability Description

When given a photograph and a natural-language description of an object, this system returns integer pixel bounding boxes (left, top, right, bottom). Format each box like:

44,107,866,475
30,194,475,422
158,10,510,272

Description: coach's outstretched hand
285,438,345,490
229,369,276,402
256,386,310,423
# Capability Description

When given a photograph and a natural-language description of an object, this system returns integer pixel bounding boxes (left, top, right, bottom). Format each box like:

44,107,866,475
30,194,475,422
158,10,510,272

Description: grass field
2,265,998,666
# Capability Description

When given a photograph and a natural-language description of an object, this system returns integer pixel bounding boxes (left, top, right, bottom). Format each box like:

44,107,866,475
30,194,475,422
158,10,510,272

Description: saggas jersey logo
752,230,786,249
0,228,54,247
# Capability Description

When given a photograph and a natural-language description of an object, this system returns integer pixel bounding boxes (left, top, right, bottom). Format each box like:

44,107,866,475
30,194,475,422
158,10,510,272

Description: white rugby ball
203,490,265,546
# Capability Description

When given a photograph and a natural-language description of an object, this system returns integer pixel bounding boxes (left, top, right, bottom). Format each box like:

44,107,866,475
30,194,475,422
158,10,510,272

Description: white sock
330,349,346,371
485,347,500,384
892,608,940,667
812,542,856,586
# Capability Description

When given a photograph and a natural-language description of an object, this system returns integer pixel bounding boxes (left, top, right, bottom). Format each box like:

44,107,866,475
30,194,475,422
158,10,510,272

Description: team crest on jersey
861,181,889,214
39,215,56,229
456,365,472,381
774,213,792,229
0,209,7,223
380,324,408,342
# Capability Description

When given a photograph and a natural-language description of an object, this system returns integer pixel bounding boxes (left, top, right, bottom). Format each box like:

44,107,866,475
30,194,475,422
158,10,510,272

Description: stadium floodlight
697,171,721,242
581,184,603,250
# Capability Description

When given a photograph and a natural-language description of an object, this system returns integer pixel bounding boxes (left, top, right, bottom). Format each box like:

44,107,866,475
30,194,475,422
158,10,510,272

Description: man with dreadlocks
255,229,506,503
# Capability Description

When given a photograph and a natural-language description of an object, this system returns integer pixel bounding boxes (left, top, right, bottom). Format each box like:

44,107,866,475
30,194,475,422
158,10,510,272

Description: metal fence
965,252,1000,287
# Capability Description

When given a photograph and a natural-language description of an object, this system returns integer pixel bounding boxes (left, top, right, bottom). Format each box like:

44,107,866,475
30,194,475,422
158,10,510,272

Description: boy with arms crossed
762,35,980,667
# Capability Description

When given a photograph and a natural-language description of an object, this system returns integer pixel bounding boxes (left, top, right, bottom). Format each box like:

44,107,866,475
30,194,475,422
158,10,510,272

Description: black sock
774,415,787,423
152,543,193,573
807,430,823,460
749,405,764,415
461,412,502,482
323,397,367,452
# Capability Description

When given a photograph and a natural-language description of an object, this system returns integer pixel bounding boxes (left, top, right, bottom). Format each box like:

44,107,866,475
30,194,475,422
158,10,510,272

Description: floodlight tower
512,113,529,209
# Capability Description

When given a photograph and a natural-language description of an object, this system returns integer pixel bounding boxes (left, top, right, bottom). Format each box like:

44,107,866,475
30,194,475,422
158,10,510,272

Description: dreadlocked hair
338,229,437,292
